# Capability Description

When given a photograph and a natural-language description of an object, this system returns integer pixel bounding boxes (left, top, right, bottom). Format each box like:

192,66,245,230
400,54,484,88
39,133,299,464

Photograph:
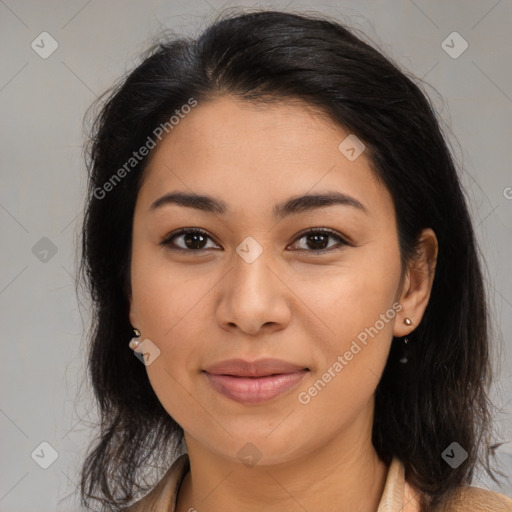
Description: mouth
203,358,310,405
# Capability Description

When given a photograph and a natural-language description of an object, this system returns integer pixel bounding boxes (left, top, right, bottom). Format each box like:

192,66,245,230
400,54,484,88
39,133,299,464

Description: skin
128,96,438,512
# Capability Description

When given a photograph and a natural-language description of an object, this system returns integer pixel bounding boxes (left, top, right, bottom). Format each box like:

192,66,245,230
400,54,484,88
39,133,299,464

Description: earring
399,318,412,363
399,335,410,364
129,328,142,350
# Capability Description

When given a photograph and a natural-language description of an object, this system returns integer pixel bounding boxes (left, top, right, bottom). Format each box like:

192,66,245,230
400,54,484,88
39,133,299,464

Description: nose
216,249,292,336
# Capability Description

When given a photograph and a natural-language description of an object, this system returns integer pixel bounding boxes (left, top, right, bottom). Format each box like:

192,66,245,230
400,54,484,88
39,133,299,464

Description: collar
377,456,421,511
129,453,421,511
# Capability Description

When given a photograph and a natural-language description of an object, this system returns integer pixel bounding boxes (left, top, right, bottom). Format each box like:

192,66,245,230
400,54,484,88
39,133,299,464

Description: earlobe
393,228,438,338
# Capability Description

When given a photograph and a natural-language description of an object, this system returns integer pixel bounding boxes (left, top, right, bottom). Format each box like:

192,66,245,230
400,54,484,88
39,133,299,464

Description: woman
78,9,512,512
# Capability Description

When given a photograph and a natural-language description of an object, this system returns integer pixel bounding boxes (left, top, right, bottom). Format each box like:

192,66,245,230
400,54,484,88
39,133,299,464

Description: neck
176,403,389,512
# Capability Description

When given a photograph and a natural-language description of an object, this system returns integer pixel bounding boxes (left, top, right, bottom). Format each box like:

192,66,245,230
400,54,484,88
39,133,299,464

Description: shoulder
122,453,190,512
434,485,512,512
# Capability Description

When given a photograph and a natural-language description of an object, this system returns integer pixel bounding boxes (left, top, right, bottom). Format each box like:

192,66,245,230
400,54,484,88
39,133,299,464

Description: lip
204,357,308,377
203,358,309,405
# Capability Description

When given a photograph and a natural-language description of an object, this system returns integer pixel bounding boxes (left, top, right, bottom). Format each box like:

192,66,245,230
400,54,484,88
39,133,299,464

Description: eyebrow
149,191,367,219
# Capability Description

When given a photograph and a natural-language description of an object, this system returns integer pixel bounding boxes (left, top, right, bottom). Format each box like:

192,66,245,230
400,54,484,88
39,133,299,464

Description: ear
394,228,438,337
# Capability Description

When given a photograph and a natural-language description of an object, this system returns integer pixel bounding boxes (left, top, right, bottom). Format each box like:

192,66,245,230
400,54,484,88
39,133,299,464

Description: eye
160,227,352,254
288,228,351,254
160,228,220,252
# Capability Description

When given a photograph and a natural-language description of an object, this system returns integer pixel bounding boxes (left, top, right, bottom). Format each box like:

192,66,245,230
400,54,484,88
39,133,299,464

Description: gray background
1,0,511,510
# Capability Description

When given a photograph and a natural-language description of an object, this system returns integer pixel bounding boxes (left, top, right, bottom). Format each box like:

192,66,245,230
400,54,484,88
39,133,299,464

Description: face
129,96,414,465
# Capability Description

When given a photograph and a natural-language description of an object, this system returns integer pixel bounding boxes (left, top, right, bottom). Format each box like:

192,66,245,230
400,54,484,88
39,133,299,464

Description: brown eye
160,228,219,252
290,229,350,253
160,228,351,254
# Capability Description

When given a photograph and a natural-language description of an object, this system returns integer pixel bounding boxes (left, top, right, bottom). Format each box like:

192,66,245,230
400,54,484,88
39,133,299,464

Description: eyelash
159,227,353,255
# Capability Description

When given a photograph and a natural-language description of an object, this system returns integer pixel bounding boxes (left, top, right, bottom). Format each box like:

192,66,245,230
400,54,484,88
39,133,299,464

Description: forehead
136,96,393,221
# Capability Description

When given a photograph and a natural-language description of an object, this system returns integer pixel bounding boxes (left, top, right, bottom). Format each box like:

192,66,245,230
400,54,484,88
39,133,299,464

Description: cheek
294,246,402,353
293,277,399,437
129,245,213,408
291,245,402,420
130,242,210,340
131,271,201,428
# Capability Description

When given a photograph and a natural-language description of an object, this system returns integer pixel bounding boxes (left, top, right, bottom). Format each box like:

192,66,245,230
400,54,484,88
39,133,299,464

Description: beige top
124,453,512,511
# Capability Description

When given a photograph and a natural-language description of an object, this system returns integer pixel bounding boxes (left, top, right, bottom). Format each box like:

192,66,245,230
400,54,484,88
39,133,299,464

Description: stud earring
399,318,412,364
129,328,142,350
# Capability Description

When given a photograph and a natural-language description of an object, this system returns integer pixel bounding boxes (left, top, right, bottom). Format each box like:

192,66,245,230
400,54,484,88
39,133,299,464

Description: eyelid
160,227,354,253
289,227,354,252
160,227,220,252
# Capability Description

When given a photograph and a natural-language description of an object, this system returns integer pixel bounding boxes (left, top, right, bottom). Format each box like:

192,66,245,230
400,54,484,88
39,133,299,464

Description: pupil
185,233,206,249
308,233,327,250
